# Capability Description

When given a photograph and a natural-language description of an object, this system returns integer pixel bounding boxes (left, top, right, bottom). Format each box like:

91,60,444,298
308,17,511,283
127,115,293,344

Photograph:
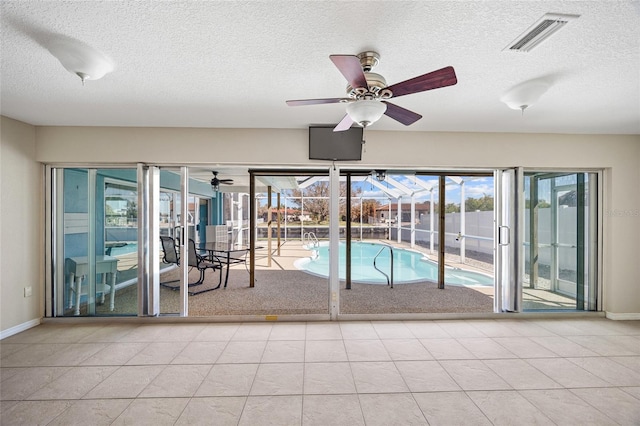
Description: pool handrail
373,243,394,288
302,232,319,249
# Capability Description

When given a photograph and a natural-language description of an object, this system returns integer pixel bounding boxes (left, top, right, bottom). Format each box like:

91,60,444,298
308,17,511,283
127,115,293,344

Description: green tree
466,194,494,211
444,203,460,213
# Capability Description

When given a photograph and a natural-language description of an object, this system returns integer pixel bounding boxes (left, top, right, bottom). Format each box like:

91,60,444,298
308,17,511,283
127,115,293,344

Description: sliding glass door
52,167,139,316
523,172,598,311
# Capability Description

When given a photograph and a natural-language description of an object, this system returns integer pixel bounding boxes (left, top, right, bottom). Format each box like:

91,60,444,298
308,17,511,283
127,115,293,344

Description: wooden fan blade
385,66,457,98
330,55,368,89
333,114,354,132
286,98,349,106
382,101,422,126
219,179,234,184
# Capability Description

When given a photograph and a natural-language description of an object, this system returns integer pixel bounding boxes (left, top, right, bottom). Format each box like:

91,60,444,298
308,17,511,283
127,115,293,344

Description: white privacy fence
394,208,581,273
394,211,495,258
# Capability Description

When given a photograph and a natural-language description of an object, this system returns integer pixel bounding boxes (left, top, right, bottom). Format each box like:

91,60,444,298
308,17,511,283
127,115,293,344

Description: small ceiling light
374,170,386,182
500,78,552,114
46,37,114,85
346,99,387,128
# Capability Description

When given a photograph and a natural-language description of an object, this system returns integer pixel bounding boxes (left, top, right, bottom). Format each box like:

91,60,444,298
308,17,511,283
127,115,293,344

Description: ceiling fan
210,171,234,191
286,51,457,131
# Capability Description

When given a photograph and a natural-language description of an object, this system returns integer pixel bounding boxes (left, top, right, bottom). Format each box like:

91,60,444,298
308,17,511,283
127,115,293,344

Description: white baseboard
0,318,41,340
605,312,640,320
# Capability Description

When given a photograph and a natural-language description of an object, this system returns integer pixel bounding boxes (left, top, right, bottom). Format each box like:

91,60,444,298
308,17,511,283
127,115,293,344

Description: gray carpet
81,266,493,317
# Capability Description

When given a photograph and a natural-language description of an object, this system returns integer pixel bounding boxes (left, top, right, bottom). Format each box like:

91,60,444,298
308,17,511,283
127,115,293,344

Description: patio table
65,255,118,315
200,242,250,288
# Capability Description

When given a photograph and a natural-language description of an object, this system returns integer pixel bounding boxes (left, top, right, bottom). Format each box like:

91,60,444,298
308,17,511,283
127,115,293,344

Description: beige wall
1,117,42,334
0,123,635,334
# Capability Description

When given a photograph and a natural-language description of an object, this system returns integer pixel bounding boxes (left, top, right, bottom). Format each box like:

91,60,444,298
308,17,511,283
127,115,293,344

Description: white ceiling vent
505,13,580,52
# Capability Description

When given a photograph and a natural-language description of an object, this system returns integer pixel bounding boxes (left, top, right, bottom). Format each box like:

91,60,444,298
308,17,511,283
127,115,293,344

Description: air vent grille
505,13,579,52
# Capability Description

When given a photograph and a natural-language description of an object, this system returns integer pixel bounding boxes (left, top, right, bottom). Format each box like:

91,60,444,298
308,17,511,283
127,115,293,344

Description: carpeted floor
84,265,494,317
64,240,579,317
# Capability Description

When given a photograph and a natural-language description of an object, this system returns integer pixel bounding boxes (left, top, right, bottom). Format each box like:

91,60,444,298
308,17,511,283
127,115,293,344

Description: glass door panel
249,170,330,317
338,171,493,314
444,174,495,311
55,168,138,316
339,171,406,314
523,172,598,311
157,167,185,315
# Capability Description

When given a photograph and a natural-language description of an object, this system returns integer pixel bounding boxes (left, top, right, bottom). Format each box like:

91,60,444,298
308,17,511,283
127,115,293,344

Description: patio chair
187,238,223,288
160,236,180,288
159,236,223,291
160,236,179,265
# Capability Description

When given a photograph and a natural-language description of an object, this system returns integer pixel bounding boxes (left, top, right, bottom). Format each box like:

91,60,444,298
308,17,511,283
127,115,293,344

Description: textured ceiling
1,1,639,134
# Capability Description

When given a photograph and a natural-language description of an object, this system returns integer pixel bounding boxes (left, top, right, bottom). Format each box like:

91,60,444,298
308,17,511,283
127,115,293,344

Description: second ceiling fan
286,51,457,131
210,171,233,192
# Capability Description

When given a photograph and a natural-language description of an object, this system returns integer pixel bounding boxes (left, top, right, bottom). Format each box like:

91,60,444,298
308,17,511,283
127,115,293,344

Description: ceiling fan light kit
346,99,387,128
286,51,457,131
501,78,552,113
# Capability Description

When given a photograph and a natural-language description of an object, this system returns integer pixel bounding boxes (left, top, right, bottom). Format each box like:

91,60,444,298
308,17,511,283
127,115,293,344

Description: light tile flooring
1,318,639,425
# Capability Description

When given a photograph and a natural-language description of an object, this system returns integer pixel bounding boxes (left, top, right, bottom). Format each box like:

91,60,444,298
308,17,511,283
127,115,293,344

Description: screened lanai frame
252,169,497,261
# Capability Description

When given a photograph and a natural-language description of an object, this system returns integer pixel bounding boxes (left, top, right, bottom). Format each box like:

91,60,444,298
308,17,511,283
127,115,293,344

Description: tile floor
1,318,639,425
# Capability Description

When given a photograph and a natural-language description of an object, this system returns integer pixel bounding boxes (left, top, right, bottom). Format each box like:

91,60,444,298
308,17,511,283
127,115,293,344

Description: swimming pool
294,241,493,286
107,242,137,256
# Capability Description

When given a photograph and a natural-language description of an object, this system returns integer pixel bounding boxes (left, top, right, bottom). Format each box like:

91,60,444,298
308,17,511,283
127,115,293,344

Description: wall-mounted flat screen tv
308,125,364,161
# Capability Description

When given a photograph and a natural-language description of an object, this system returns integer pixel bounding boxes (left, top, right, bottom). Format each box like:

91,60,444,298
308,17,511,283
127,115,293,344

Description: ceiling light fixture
374,170,386,182
46,37,114,85
346,99,387,128
500,78,552,114
505,13,580,53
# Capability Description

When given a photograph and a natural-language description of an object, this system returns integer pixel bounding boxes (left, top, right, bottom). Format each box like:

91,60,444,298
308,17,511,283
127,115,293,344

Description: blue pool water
108,242,137,256
294,241,493,286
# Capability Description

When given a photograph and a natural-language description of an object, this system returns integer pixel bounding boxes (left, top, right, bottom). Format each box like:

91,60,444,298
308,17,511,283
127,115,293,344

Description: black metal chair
160,236,180,288
159,236,222,292
187,238,223,288
160,236,179,265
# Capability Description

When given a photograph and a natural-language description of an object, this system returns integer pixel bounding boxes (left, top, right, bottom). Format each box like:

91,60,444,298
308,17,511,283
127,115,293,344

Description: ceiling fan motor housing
345,51,392,100
357,51,380,72
347,76,393,102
